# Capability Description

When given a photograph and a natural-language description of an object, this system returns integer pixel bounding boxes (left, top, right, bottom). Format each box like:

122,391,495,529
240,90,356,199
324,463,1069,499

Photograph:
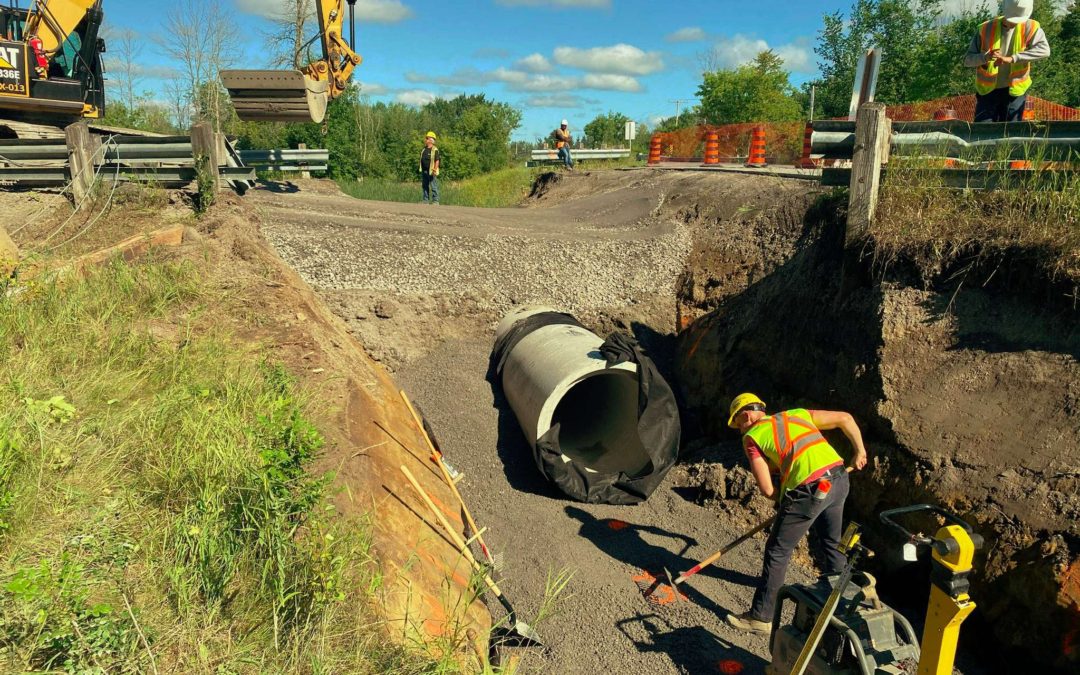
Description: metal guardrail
811,120,1080,161
0,165,256,188
821,167,1080,189
529,148,631,160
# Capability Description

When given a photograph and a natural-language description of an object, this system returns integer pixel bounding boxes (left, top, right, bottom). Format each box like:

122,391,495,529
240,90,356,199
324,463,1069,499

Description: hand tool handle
674,468,856,586
674,516,774,585
399,465,507,602
400,390,494,563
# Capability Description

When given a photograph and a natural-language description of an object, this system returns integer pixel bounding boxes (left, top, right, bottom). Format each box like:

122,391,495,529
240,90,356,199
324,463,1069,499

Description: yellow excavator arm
23,0,98,54
222,0,362,124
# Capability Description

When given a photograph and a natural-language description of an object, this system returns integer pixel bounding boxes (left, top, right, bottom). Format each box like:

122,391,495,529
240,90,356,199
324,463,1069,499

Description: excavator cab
0,0,106,130
222,0,360,124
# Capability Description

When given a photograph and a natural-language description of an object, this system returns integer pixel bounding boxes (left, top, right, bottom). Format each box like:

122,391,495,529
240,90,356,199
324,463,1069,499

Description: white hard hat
1002,0,1033,23
561,119,568,126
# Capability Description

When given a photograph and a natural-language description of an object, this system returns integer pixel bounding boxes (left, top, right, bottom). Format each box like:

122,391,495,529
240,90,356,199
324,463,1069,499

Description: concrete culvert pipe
492,306,680,504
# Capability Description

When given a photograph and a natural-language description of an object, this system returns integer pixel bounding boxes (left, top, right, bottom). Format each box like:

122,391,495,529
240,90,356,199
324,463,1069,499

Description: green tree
583,111,630,148
1031,1,1080,107
697,51,803,124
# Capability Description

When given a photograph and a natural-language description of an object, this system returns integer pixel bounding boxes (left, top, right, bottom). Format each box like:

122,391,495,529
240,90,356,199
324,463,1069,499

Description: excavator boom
222,0,361,124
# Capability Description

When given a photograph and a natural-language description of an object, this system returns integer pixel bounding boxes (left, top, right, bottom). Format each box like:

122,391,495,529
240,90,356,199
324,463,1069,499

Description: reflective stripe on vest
745,409,843,498
976,18,1039,96
420,146,438,175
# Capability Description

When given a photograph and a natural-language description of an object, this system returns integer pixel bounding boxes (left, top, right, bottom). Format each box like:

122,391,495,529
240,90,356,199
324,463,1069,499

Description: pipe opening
550,370,652,478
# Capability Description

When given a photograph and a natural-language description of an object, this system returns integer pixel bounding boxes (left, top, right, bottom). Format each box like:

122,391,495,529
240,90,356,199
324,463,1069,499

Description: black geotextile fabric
491,312,681,505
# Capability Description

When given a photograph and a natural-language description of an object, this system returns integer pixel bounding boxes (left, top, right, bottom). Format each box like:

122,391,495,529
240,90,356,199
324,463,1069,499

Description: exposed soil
676,191,1079,672
250,171,941,674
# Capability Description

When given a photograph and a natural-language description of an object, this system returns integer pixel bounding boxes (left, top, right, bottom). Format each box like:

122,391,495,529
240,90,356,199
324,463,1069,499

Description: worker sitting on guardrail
420,131,440,204
964,0,1050,122
724,393,868,634
552,119,574,170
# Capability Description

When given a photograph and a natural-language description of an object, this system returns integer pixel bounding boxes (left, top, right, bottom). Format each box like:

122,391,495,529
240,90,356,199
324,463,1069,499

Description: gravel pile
264,223,691,315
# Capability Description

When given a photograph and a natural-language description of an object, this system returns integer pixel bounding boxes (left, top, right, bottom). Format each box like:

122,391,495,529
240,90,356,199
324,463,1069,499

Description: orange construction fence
653,122,805,165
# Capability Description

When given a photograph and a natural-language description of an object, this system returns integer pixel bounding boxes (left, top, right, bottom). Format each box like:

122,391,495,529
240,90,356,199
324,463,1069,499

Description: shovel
399,465,544,648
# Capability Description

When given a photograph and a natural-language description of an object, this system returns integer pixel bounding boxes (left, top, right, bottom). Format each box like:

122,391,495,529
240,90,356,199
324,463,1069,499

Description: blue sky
102,0,998,141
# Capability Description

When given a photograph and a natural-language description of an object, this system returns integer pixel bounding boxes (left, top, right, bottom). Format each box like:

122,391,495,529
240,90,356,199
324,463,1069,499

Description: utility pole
670,98,694,128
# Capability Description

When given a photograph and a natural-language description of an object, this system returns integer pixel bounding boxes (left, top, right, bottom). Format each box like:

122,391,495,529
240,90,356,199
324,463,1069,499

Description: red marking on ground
717,659,745,674
606,519,630,531
631,569,687,605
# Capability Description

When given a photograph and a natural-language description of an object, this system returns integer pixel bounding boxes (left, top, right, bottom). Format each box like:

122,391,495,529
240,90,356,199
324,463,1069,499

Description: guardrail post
1,224,19,278
191,122,220,192
298,143,311,179
846,103,890,247
65,121,94,206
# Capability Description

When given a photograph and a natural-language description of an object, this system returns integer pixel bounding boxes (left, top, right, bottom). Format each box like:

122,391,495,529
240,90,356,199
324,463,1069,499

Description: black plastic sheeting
491,311,680,505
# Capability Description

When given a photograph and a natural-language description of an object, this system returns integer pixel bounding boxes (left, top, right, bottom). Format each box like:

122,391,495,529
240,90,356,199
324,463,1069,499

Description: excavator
0,0,106,137
221,0,361,124
0,0,360,139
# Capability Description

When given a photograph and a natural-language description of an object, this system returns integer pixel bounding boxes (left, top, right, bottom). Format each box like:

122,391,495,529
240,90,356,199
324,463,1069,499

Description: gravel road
250,173,855,674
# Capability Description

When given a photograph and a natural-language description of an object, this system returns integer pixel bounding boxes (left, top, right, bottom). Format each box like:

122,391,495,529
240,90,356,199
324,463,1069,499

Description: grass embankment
872,160,1080,286
339,158,645,208
0,259,447,673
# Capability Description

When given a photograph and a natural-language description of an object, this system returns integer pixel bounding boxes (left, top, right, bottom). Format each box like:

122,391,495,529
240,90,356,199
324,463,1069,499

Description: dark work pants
422,173,439,203
748,468,850,622
974,89,1027,123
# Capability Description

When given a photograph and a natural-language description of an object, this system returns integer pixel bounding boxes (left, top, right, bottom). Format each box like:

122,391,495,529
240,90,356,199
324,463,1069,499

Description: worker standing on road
964,0,1050,122
552,119,574,170
724,393,868,634
420,131,441,204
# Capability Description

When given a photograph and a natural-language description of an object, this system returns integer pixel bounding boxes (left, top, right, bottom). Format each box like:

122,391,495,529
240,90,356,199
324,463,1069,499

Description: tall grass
0,258,448,673
872,141,1080,284
338,167,543,208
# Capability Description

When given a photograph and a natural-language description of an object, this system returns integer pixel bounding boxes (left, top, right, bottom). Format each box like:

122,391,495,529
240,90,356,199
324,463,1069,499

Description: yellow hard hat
727,392,766,428
425,131,437,139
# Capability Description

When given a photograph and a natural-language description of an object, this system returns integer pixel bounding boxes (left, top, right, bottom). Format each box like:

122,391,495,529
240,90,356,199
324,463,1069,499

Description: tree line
656,0,1080,130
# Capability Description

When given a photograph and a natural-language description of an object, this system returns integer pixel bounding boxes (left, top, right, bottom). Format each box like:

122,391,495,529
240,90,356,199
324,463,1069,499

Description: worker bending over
725,393,868,634
964,0,1049,122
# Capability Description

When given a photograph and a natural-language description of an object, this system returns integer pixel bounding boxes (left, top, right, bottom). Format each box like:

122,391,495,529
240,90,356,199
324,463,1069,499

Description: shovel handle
399,465,506,600
400,391,494,563
674,468,855,586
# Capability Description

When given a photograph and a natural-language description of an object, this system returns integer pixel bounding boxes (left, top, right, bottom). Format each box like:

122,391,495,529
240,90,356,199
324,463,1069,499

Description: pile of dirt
676,192,1080,672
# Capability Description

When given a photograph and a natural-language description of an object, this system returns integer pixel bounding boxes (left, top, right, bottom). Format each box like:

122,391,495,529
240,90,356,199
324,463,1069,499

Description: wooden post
0,224,19,278
190,121,220,192
298,143,311,179
846,102,891,247
65,121,94,206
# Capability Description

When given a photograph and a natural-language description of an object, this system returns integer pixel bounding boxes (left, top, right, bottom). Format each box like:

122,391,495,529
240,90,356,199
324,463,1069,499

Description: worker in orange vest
964,0,1050,122
552,119,574,170
724,393,868,634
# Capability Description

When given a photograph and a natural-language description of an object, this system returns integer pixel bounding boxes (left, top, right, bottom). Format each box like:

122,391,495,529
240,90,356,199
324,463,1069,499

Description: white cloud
553,44,664,75
516,53,553,73
581,73,642,92
357,81,390,96
496,0,610,7
103,61,179,79
395,89,437,106
666,27,707,43
235,0,413,23
704,34,815,74
523,93,587,108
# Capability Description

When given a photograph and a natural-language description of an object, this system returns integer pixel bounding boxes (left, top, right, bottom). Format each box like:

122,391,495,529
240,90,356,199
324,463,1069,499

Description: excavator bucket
221,70,329,124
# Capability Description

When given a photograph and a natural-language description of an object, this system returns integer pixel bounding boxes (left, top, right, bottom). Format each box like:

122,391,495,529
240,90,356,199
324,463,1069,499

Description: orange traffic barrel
745,126,767,168
703,131,720,165
1009,160,1033,170
1022,99,1036,121
933,107,958,121
648,134,662,165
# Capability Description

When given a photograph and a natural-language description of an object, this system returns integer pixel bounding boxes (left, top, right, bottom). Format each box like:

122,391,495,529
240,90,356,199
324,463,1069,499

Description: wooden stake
64,121,94,206
846,102,890,248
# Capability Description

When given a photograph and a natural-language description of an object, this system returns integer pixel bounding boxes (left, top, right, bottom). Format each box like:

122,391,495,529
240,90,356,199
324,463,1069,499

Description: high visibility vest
975,18,1040,96
743,408,843,499
420,146,439,175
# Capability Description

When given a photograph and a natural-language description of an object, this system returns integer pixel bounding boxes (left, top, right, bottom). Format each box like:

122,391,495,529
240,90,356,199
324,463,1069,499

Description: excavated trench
673,191,1080,674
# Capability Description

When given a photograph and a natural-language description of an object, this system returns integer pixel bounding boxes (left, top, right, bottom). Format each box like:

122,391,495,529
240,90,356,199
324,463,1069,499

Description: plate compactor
766,505,983,675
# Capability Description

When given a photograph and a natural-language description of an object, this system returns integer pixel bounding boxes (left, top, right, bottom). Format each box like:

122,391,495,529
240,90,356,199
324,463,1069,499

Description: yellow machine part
24,0,98,53
917,524,978,675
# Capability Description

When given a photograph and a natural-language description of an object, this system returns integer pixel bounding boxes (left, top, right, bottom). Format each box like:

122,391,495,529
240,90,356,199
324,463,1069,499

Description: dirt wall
675,193,1080,672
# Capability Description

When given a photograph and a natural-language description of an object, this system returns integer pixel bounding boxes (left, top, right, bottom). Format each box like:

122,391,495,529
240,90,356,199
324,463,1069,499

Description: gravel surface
249,173,935,674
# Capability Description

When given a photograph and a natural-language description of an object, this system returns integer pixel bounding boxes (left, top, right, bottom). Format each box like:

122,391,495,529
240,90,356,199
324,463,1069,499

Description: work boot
726,612,771,634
